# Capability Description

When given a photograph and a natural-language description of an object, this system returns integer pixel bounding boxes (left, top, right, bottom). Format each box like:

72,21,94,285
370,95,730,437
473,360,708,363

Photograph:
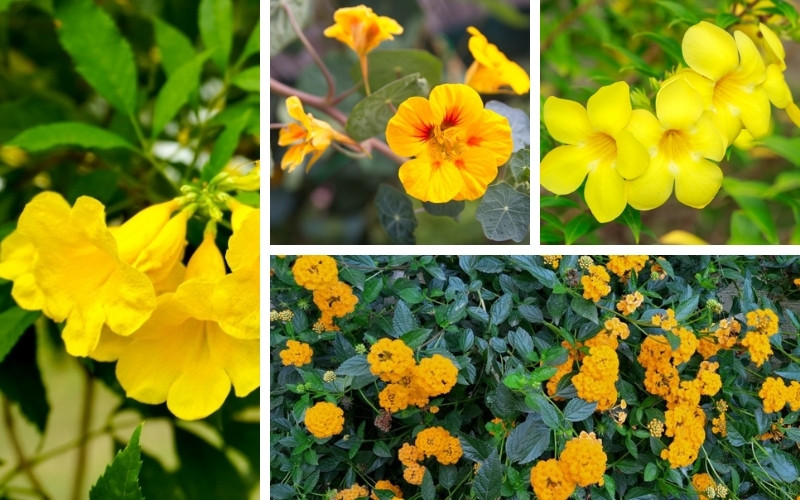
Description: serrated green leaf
392,300,417,336
346,73,429,141
199,0,233,71
270,0,311,57
508,148,529,182
422,200,464,219
506,415,549,464
376,184,417,244
476,183,530,242
153,18,196,77
421,469,436,500
473,449,502,500
564,398,597,422
9,122,135,152
202,108,251,181
55,0,137,115
356,49,442,93
90,423,144,500
336,355,373,377
232,66,259,92
486,101,530,152
151,52,210,138
570,295,598,324
0,307,39,363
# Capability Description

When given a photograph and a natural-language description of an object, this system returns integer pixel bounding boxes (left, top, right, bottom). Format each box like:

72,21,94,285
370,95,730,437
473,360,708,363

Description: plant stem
270,78,348,125
281,0,336,103
1,396,49,498
70,367,94,500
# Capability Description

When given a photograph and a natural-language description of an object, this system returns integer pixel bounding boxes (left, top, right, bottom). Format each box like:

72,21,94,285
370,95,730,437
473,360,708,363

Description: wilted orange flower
278,96,356,172
385,83,512,203
464,26,530,95
323,5,402,57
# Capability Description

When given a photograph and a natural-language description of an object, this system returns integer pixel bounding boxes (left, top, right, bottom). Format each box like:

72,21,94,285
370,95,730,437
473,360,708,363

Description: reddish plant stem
280,0,336,103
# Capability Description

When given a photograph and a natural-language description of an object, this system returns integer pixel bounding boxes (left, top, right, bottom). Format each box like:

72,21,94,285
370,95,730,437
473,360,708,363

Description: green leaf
392,300,417,336
654,0,701,23
473,449,503,500
765,448,798,483
508,256,560,289
485,101,530,152
463,0,529,28
728,210,765,244
0,333,49,433
358,49,443,93
9,122,135,152
0,0,13,12
506,415,550,464
239,20,260,63
756,135,800,166
564,398,597,422
636,32,683,63
0,307,39,363
55,0,137,115
202,108,251,181
346,73,429,141
421,469,436,500
508,148,529,182
570,295,598,324
151,52,210,138
564,213,598,245
90,423,144,500
376,184,417,244
232,66,259,92
174,426,248,499
152,18,196,77
198,0,233,71
618,206,642,244
475,183,530,242
643,462,658,482
336,355,373,377
724,178,778,243
715,12,741,29
270,0,311,57
422,200,464,219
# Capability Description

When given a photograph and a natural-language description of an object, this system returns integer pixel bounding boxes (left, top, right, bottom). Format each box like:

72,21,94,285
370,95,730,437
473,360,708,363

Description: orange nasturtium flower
385,83,513,203
540,81,649,222
465,26,530,95
323,4,403,94
278,96,357,173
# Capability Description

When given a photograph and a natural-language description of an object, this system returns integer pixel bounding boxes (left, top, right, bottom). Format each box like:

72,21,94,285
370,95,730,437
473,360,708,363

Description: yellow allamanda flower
113,232,259,420
464,26,530,95
626,78,726,211
278,96,357,172
671,21,770,144
540,81,649,222
386,83,512,203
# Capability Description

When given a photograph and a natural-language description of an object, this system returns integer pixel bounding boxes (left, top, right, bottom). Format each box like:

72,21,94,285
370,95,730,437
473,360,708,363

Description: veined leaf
376,184,417,244
55,0,137,115
9,122,136,152
475,183,530,242
346,73,429,141
199,0,233,71
151,52,211,138
355,49,442,93
202,109,251,181
153,18,196,77
89,424,144,500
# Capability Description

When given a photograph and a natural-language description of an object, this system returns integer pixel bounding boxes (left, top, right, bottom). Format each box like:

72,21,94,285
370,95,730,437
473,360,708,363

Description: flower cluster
581,265,611,302
371,480,403,500
0,185,260,420
530,431,607,499
741,308,780,366
606,255,648,278
692,473,717,500
304,401,345,439
572,345,619,411
292,256,359,333
386,83,513,203
543,255,561,269
759,376,800,413
279,340,313,367
616,291,643,315
414,426,463,465
334,484,369,500
541,19,798,221
368,338,458,413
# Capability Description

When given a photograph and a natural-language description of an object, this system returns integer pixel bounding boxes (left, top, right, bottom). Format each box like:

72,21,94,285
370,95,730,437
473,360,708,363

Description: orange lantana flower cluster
759,376,800,413
304,401,345,439
581,264,611,302
279,339,313,367
291,255,358,333
605,255,648,278
530,432,607,500
741,308,780,367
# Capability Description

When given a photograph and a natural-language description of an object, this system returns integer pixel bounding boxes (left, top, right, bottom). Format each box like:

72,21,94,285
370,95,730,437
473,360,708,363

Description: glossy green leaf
376,184,417,244
153,18,196,77
565,212,598,244
346,73,429,141
202,109,251,181
270,0,311,57
475,183,530,242
486,101,530,152
55,0,138,115
757,136,800,166
199,0,233,71
151,52,210,138
90,424,144,500
232,66,259,92
356,49,442,93
174,426,248,499
571,295,599,324
0,307,39,364
728,210,765,244
9,122,136,152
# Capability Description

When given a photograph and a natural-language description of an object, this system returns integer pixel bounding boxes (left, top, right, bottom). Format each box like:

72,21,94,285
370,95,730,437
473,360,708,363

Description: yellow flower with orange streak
385,83,513,203
464,26,530,95
278,96,357,172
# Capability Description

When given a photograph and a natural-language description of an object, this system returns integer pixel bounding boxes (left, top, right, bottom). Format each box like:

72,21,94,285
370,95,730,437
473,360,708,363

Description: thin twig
281,0,336,103
270,78,348,125
2,396,49,499
364,138,405,165
70,368,94,500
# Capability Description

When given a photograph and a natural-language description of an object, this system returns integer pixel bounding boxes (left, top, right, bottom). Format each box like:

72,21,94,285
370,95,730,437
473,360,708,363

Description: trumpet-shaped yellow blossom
386,84,512,202
323,5,402,57
541,81,649,222
464,26,530,95
278,96,356,172
0,192,157,357
626,78,725,211
675,21,770,143
114,233,259,420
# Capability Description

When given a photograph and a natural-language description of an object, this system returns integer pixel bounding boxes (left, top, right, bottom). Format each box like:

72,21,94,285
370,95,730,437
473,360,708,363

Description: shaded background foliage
270,0,530,245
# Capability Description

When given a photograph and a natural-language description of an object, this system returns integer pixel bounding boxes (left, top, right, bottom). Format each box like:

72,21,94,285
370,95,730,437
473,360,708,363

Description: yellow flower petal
626,155,674,211
129,210,188,286
323,5,402,56
587,81,631,135
0,230,44,311
540,144,592,195
786,102,800,127
683,21,738,81
225,207,258,272
112,199,180,264
627,109,664,150
687,114,726,162
734,30,766,84
656,77,704,130
738,86,771,139
464,26,530,94
428,84,484,129
167,343,231,421
584,162,627,222
759,23,786,69
764,64,791,108
214,259,259,339
660,230,708,245
385,96,435,158
285,96,310,128
398,156,464,203
184,233,226,282
615,129,649,180
674,158,723,209
464,108,513,165
89,326,132,362
208,324,259,397
543,96,593,145
453,147,499,201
